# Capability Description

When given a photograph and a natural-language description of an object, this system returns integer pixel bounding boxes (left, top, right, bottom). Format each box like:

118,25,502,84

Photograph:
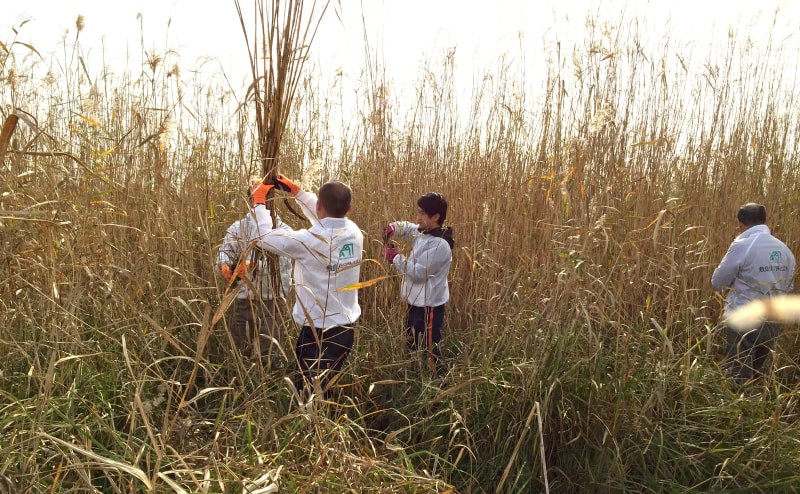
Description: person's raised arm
389,221,419,241
274,174,320,225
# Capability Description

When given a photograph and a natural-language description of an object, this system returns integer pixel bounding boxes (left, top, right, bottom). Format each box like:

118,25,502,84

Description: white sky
6,1,799,86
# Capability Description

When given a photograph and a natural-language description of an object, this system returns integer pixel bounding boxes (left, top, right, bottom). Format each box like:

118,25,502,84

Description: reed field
4,5,800,493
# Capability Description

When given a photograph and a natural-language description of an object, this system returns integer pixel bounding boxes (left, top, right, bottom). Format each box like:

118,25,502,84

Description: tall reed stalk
235,0,329,179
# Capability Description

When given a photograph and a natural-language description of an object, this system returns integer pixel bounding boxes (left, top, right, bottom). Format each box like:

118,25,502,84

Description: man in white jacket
712,203,795,386
256,175,363,401
383,193,454,376
216,180,292,369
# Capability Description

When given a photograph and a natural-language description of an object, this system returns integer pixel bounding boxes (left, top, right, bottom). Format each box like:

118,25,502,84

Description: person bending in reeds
255,176,363,402
712,202,796,387
216,179,292,370
383,193,454,376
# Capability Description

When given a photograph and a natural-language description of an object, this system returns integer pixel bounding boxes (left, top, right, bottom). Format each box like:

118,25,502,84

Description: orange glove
249,181,274,205
221,261,251,283
235,261,250,277
273,173,300,196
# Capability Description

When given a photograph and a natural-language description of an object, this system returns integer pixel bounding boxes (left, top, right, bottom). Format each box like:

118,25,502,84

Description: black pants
725,321,779,386
294,324,354,399
407,304,446,375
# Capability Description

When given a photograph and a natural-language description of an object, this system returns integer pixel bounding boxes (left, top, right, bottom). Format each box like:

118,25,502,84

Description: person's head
417,192,447,231
317,181,352,218
737,203,767,230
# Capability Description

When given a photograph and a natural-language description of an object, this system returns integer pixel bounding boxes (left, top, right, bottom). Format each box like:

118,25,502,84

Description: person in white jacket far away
712,202,795,387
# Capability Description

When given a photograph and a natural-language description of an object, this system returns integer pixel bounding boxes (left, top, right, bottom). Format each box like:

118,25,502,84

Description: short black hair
737,203,767,226
417,193,448,225
319,181,352,217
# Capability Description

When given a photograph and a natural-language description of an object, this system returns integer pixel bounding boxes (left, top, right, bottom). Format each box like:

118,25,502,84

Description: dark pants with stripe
407,304,446,375
725,321,779,386
294,324,354,400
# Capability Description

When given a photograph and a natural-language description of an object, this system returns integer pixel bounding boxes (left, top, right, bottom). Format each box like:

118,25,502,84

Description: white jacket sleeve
257,229,309,260
295,190,320,226
216,222,240,273
391,221,419,242
712,240,745,292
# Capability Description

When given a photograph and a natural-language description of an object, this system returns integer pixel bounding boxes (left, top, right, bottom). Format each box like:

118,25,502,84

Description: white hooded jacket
390,221,452,308
711,224,795,317
216,204,292,300
256,190,363,329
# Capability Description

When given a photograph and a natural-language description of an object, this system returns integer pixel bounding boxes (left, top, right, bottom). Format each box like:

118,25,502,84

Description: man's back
292,215,363,329
257,189,363,329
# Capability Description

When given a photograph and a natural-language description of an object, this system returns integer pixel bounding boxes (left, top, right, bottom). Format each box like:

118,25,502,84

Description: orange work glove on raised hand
249,180,274,205
221,261,251,284
272,173,300,196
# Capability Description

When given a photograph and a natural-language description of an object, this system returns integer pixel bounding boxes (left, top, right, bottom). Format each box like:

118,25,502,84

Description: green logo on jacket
339,243,355,259
770,251,783,263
